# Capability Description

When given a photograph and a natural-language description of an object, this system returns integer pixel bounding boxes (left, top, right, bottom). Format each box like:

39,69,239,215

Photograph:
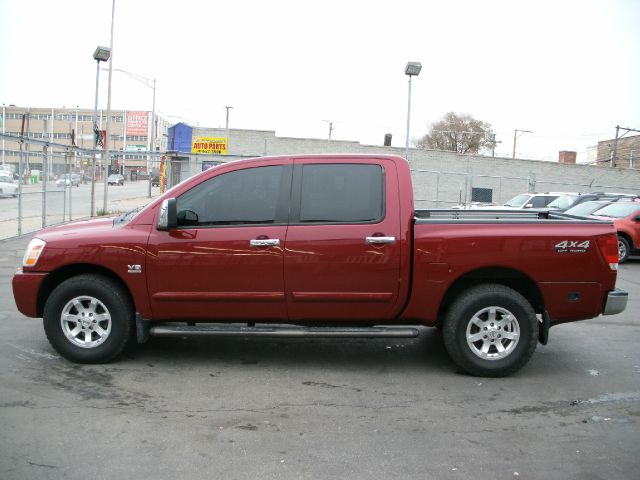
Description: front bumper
12,269,48,318
603,288,628,316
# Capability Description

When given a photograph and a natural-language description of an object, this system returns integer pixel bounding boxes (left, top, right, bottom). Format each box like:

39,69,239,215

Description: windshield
593,202,640,219
565,200,610,216
503,194,531,207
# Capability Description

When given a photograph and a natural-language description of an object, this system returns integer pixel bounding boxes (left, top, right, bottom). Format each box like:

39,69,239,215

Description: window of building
299,164,384,223
471,187,493,203
630,150,636,169
176,166,284,227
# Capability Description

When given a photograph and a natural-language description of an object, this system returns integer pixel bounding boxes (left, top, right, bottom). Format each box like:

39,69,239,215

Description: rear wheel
618,236,630,263
43,274,134,363
443,284,538,377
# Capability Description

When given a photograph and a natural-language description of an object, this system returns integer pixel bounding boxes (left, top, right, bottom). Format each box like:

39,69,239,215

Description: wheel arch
37,264,134,318
617,231,633,249
437,267,544,325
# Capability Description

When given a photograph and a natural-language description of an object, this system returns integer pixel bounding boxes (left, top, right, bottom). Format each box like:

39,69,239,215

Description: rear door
284,158,402,321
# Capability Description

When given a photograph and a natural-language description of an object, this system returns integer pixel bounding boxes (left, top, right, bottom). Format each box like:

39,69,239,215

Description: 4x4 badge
555,240,590,253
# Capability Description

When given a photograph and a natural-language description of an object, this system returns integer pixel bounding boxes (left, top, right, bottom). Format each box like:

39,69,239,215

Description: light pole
103,0,116,215
106,68,156,197
91,46,111,217
405,61,422,161
512,129,532,159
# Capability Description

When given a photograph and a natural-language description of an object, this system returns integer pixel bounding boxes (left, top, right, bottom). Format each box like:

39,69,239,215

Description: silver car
0,174,18,197
56,174,81,187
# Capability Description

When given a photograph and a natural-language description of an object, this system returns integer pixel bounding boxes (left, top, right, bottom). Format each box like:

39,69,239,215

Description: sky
1,0,639,162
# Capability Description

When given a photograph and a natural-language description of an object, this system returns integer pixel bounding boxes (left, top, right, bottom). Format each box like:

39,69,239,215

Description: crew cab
12,155,628,376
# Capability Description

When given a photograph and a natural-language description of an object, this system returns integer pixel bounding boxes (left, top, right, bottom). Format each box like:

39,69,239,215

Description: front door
146,162,292,321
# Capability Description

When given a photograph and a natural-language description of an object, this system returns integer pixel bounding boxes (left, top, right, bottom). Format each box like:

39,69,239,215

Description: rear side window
176,166,284,226
529,196,556,208
299,164,384,223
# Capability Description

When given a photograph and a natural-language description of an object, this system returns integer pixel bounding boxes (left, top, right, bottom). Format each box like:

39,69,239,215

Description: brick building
596,134,640,169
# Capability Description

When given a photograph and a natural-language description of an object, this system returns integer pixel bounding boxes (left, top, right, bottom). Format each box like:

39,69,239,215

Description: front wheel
618,236,630,263
443,284,538,377
43,274,134,363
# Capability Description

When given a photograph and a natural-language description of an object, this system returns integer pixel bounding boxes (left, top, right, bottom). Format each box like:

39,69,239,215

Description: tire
43,274,134,363
618,236,630,264
443,284,538,377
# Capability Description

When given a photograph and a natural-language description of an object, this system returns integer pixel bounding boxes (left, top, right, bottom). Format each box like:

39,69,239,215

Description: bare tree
416,112,493,154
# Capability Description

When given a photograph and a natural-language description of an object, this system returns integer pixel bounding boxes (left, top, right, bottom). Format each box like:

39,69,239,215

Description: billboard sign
192,136,227,155
127,111,149,136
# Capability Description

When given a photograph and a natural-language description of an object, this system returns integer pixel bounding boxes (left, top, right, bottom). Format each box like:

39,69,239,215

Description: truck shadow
127,327,456,374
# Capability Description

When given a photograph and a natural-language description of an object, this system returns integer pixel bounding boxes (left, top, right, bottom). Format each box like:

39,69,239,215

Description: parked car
592,200,640,263
56,174,80,187
12,155,627,377
0,174,18,197
546,192,637,212
151,173,160,187
108,174,125,186
471,192,574,210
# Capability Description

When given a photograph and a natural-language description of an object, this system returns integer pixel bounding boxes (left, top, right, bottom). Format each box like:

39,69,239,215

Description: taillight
597,234,619,271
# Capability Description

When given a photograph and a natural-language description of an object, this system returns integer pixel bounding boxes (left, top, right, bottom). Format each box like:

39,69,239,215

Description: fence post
42,140,47,228
528,172,536,193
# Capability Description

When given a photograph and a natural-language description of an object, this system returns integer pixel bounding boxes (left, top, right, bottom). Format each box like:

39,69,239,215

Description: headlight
23,238,46,267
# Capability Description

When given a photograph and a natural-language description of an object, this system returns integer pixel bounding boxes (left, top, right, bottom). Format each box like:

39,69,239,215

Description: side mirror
524,203,533,208
158,198,177,230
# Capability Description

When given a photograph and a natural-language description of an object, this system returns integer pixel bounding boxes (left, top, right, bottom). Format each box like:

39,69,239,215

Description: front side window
299,164,384,223
176,166,284,226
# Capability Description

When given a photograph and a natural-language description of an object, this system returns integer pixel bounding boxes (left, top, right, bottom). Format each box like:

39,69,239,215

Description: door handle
365,236,396,245
250,238,281,248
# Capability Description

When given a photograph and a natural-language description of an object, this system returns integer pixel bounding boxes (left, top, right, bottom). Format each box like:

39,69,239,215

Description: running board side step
148,324,420,339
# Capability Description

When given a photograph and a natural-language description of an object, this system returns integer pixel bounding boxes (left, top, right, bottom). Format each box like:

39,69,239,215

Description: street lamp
91,45,111,217
405,61,422,161
512,129,532,159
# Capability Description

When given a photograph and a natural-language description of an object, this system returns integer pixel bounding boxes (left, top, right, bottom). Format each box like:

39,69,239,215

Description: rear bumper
603,288,628,316
12,269,48,318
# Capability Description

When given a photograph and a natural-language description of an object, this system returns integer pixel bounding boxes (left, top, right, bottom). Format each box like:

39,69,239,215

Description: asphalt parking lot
1,234,638,480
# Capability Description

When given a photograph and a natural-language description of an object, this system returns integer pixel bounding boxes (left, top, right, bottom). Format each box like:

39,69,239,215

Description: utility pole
225,106,233,129
322,120,334,140
489,133,501,157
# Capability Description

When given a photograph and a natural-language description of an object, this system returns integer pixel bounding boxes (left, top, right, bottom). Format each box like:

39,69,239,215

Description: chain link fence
0,133,163,240
411,167,638,209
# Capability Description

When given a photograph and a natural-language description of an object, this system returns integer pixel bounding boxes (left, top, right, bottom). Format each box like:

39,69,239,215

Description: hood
34,216,116,243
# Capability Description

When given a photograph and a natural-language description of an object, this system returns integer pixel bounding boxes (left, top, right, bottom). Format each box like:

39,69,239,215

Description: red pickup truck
12,154,628,376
